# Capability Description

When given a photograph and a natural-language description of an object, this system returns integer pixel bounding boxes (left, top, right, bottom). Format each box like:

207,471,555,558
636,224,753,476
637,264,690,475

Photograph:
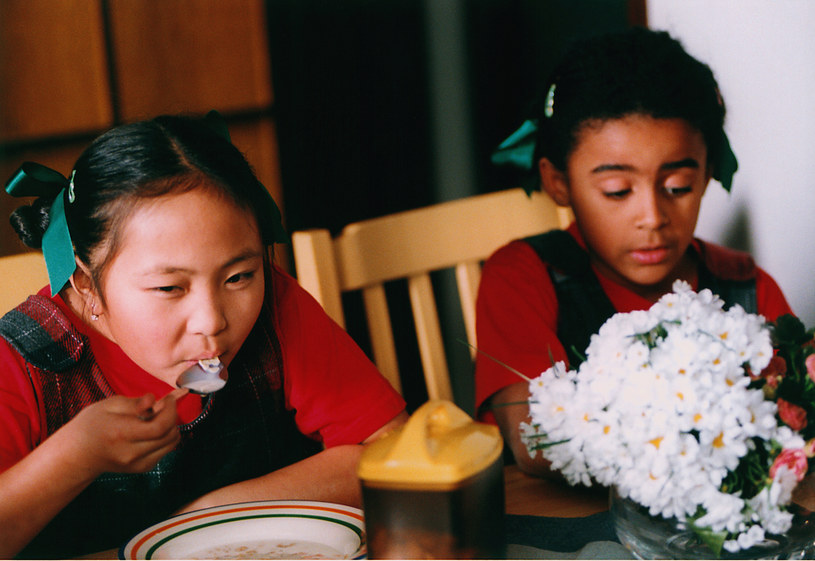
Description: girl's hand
0,390,185,558
61,390,185,476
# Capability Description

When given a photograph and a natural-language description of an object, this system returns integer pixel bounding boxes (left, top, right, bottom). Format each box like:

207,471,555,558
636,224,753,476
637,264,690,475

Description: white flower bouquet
520,281,815,556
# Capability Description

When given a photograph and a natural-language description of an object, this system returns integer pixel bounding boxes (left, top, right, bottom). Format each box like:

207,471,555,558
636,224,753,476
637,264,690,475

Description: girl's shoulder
0,294,86,371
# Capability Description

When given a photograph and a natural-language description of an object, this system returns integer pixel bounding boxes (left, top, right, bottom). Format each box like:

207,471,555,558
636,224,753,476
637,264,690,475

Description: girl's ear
68,259,105,316
538,158,571,206
68,259,94,297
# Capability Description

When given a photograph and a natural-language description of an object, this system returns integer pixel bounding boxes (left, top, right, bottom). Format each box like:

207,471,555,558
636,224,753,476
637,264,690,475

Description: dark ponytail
9,194,56,249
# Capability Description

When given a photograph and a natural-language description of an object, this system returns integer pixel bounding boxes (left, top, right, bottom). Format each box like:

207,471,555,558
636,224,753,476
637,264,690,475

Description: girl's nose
635,188,668,229
188,291,228,336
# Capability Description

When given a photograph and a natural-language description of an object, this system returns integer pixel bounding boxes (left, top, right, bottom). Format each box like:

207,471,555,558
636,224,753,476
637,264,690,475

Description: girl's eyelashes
600,183,693,199
665,185,693,196
152,285,183,295
225,271,256,285
603,188,631,200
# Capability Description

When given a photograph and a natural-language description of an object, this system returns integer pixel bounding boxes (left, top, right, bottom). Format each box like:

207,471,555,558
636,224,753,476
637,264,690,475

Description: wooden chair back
291,188,571,402
0,252,50,316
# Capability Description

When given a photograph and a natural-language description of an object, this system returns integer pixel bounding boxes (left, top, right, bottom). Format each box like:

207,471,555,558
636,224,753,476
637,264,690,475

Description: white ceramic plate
120,500,366,559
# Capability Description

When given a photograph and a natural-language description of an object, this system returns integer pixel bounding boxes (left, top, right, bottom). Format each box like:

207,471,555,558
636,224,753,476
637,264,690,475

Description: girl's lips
630,247,670,265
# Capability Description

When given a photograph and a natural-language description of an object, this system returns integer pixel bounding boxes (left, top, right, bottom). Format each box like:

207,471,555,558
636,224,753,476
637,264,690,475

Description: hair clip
544,84,556,118
68,170,76,203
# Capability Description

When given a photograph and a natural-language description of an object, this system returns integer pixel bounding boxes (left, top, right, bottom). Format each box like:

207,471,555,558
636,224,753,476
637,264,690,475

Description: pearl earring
90,301,99,321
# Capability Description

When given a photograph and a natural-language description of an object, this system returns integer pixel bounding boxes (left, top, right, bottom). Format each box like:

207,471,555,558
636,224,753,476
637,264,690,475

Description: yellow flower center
713,432,725,448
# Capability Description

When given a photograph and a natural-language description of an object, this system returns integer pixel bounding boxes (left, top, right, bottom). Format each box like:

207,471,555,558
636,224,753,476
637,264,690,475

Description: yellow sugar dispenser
357,400,505,559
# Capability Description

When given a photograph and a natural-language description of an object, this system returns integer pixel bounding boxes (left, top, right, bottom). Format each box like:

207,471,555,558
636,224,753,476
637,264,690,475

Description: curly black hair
534,27,725,175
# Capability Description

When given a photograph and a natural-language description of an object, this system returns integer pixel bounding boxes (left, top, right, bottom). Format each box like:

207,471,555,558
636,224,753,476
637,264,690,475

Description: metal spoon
176,358,228,395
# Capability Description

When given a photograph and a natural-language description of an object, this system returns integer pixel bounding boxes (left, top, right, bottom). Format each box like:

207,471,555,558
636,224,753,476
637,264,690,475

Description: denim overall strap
523,231,758,368
697,262,757,314
524,230,616,367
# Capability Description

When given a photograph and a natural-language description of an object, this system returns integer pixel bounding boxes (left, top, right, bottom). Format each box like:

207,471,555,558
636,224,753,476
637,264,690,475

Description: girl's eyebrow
221,250,264,269
661,158,700,171
141,250,264,276
592,158,701,174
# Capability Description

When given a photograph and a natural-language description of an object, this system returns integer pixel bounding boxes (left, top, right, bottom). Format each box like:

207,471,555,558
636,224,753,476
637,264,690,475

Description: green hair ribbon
5,163,77,295
491,119,739,193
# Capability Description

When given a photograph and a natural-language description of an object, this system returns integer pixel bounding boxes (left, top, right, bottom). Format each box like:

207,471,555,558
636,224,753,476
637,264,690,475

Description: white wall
647,0,815,325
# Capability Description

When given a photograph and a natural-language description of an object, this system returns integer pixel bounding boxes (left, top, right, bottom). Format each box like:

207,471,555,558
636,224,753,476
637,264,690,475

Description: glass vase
610,485,815,559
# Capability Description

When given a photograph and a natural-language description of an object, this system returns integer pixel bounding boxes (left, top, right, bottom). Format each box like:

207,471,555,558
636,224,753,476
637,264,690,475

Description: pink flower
778,398,808,431
806,354,815,383
770,448,809,482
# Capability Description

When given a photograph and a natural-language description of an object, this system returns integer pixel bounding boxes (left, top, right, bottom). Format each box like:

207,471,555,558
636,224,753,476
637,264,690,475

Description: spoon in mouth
176,357,228,395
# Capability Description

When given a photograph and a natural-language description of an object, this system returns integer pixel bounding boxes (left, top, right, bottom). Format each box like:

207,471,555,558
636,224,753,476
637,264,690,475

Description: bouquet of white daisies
521,281,813,555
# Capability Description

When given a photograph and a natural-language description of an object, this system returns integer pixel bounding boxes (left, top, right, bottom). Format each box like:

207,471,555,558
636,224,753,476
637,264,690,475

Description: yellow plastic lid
357,400,503,488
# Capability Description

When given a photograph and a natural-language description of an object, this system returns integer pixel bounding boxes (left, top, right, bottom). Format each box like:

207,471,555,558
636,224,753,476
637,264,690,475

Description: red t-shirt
0,266,405,472
474,225,793,421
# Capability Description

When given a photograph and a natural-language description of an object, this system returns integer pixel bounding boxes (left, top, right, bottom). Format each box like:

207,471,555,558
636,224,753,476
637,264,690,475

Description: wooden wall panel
229,118,284,214
0,0,282,264
0,0,113,142
107,0,273,120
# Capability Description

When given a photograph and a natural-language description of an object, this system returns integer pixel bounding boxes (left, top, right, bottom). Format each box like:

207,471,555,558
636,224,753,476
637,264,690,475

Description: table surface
503,464,608,517
83,465,607,559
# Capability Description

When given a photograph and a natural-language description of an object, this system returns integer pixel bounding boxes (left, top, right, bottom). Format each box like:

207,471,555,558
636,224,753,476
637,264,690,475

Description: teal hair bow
491,119,739,193
491,119,538,170
203,110,288,244
5,163,76,295
490,119,541,195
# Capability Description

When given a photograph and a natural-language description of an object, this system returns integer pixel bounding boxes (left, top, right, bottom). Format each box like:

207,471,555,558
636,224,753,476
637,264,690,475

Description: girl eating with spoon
0,112,407,559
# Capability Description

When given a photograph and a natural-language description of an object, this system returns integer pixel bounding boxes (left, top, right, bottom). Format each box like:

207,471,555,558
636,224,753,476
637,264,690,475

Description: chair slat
455,261,482,357
362,284,402,395
408,274,453,401
291,230,346,327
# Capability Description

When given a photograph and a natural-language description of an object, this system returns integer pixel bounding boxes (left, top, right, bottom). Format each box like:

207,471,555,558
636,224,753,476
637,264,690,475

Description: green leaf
688,520,727,558
632,322,674,349
773,314,808,345
530,438,569,450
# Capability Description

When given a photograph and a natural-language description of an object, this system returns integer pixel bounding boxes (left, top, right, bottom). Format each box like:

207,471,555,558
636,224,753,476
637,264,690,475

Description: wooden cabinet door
0,0,113,142
107,0,273,120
